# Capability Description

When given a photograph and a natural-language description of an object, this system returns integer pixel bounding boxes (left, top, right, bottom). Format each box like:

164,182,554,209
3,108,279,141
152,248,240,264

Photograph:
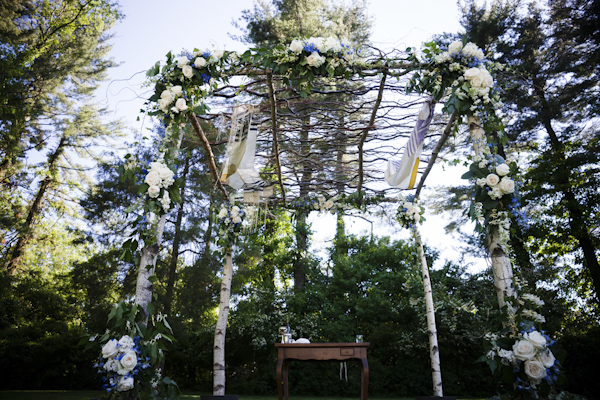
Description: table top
275,342,370,348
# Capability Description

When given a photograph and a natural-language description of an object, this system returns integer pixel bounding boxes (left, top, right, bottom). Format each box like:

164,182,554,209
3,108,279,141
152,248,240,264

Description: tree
1,0,123,275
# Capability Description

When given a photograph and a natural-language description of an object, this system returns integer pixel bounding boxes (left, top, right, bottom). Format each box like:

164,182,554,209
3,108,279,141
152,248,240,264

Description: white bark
468,116,516,307
213,253,233,396
414,229,443,397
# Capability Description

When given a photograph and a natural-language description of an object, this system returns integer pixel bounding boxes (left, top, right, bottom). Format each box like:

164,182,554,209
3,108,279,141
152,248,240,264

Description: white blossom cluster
396,196,424,229
98,335,141,392
144,161,175,212
475,158,516,200
157,85,188,114
218,204,246,237
280,36,359,68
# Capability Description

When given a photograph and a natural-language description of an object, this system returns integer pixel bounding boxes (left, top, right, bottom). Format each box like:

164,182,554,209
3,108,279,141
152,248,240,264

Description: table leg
276,357,284,400
360,357,369,400
283,360,290,400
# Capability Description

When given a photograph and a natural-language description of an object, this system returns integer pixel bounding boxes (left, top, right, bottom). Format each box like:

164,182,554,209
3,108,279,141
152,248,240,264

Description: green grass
0,392,484,400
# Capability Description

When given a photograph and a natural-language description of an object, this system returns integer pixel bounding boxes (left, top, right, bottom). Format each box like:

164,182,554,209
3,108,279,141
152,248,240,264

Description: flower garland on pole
407,39,559,399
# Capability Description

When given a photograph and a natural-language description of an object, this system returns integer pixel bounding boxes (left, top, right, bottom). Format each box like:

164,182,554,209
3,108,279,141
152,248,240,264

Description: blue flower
203,51,211,59
201,73,211,83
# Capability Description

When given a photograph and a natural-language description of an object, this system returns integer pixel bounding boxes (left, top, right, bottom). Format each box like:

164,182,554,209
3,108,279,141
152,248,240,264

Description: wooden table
275,343,369,400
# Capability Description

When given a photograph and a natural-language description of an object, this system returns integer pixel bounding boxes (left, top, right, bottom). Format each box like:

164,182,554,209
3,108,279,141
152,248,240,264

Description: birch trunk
135,130,183,320
413,228,443,397
468,116,516,306
213,252,234,396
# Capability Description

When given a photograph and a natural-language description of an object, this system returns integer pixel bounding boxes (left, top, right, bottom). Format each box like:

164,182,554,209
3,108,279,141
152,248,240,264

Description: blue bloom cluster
303,42,319,53
95,335,151,394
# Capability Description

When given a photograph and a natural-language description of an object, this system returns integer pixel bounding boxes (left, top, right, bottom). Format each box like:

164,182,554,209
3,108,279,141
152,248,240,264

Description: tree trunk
413,229,443,397
213,252,234,396
164,154,191,316
6,135,66,275
468,116,516,306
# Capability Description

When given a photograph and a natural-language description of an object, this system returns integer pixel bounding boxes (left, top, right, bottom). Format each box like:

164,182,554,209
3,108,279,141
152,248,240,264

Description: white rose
462,42,484,60
513,339,536,361
524,359,547,382
307,37,324,51
194,57,206,68
145,170,162,187
157,165,174,181
496,163,510,176
539,350,555,368
498,177,515,194
148,185,160,198
486,173,500,187
102,339,119,359
306,51,325,67
232,215,242,224
464,67,485,87
218,208,228,219
160,89,175,102
116,376,135,392
448,41,463,54
323,36,341,52
117,351,137,375
527,331,547,349
414,213,421,222
158,98,171,111
118,335,134,352
175,98,188,112
289,39,304,54
170,85,183,96
176,56,190,68
182,65,194,78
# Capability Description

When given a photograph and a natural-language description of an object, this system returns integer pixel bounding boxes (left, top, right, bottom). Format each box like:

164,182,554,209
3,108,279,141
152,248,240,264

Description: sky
97,0,488,272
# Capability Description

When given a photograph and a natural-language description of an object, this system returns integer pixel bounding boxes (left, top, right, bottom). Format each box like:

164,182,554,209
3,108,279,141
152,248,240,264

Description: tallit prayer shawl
385,100,435,189
220,105,270,192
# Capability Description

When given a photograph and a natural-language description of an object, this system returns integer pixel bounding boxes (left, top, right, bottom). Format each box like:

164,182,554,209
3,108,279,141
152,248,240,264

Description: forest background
1,0,599,398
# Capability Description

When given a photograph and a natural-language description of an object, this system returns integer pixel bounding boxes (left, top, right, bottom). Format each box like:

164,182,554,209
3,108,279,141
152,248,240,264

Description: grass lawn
0,392,428,400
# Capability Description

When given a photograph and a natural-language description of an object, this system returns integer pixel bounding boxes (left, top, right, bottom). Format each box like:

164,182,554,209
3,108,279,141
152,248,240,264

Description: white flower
462,42,484,60
218,207,228,219
102,339,119,359
182,65,194,79
524,359,547,383
212,49,224,60
104,358,119,372
160,89,175,102
498,349,516,364
175,98,188,112
307,37,324,51
116,376,135,392
324,199,334,209
476,178,487,187
145,170,162,187
160,191,171,212
230,206,239,217
118,335,134,352
158,98,172,112
194,57,207,68
170,85,183,96
523,293,545,307
306,51,326,67
434,53,451,64
148,185,161,198
117,351,138,375
414,213,421,222
496,163,510,176
513,339,536,361
489,187,503,200
527,331,547,349
539,350,556,368
176,56,190,68
232,215,242,224
486,173,500,187
289,39,304,54
448,41,463,54
498,176,515,194
464,67,494,88
323,36,342,52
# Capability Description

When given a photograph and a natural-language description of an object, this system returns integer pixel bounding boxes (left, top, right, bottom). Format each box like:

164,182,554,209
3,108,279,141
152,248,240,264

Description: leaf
461,170,475,179
107,305,117,322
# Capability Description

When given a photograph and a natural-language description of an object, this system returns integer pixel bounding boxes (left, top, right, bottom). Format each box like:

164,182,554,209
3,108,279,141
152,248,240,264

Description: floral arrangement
289,191,385,214
461,146,528,246
396,195,425,229
244,36,364,98
146,47,238,126
216,203,247,248
87,301,180,399
407,40,503,124
481,292,560,398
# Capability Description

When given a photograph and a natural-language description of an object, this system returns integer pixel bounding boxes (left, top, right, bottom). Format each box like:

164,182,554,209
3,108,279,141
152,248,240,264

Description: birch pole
468,116,516,306
213,252,234,396
135,130,184,321
413,228,443,397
